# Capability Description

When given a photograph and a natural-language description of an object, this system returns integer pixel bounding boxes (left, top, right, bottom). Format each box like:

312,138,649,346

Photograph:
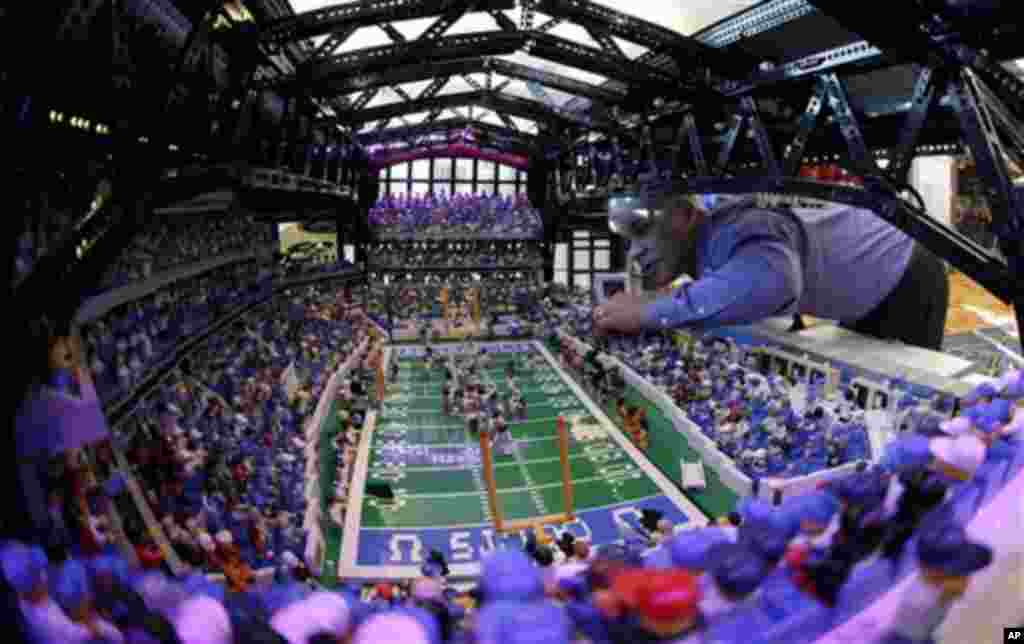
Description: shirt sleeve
642,236,802,330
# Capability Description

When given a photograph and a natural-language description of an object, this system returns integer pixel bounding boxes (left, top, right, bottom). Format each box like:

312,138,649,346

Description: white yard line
339,346,385,579
369,453,591,473
376,415,566,431
354,493,667,532
371,434,560,450
385,475,618,499
533,341,709,525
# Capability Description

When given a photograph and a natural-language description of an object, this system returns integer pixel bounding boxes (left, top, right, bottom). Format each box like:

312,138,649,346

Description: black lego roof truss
258,1,1024,329
256,0,753,141
17,0,1024,357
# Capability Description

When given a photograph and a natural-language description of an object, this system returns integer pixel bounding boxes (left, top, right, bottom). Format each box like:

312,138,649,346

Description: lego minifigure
883,518,992,643
613,569,705,643
699,542,769,621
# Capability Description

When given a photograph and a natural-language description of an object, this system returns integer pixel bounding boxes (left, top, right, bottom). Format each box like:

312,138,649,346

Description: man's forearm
640,247,799,331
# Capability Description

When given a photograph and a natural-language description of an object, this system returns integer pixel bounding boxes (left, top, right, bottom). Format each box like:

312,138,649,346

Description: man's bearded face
625,196,702,290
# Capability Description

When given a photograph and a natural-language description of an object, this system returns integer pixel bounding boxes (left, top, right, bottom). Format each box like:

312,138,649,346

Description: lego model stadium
9,1,1024,643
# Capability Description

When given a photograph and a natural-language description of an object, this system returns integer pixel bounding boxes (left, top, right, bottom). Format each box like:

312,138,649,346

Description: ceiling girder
535,17,564,34
328,89,607,132
419,0,471,41
532,0,755,73
527,33,702,96
391,85,414,102
297,31,694,98
420,76,452,101
357,117,552,149
351,88,379,111
379,23,406,43
491,58,625,104
289,56,625,106
260,0,515,46
312,31,525,82
490,9,517,32
308,25,359,60
586,27,627,61
497,112,519,131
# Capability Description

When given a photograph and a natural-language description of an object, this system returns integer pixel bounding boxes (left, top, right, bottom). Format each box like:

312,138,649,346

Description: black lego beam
720,40,886,96
290,31,694,99
529,33,698,96
326,90,617,133
271,56,627,106
694,0,819,49
804,1,946,67
260,0,516,46
356,119,552,152
310,31,525,82
532,0,756,73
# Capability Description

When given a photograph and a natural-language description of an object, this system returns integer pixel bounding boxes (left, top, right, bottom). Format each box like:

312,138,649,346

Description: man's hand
594,292,653,336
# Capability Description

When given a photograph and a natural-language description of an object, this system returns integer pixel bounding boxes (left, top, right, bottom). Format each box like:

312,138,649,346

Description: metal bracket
587,27,627,60
352,88,379,111
889,67,943,184
743,96,781,177
380,22,407,43
949,69,1019,240
311,25,360,60
783,79,827,176
716,112,745,176
821,73,877,177
678,113,708,177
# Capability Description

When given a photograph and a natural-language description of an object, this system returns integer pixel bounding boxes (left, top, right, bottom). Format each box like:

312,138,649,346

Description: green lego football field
361,350,666,528
333,341,711,579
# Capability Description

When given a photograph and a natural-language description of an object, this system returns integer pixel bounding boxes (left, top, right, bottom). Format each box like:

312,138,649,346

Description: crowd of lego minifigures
369,193,543,239
8,276,1022,644
7,353,1018,643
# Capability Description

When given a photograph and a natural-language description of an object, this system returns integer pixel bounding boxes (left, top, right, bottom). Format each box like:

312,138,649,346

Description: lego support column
375,359,385,409
557,415,575,519
479,430,504,532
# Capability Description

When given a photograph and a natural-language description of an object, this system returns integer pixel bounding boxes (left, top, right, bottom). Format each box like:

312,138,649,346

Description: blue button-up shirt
644,198,915,330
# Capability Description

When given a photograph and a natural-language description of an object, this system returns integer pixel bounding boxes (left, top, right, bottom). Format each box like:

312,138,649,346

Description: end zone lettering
1006,627,1023,642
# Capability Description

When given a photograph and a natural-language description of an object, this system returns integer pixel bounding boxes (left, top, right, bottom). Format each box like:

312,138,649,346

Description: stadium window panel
555,270,568,285
557,241,573,270
574,273,592,292
391,163,408,179
516,185,526,195
499,164,517,181
434,157,453,180
573,230,590,239
478,184,494,196
595,249,610,270
455,182,473,195
455,158,473,181
477,160,496,181
497,184,516,198
412,159,430,180
378,168,387,181
389,181,408,196
343,245,355,263
411,181,430,196
555,243,568,272
594,238,610,248
518,170,527,183
573,250,590,270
